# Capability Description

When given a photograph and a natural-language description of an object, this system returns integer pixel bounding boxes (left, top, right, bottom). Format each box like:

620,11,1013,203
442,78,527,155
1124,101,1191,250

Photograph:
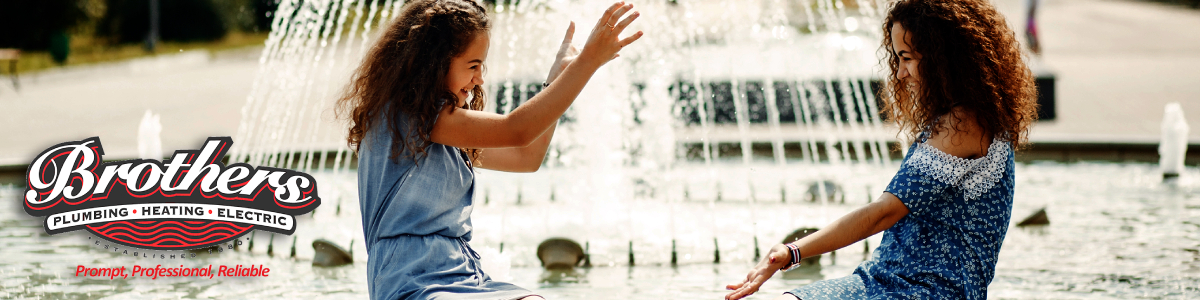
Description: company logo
23,137,320,250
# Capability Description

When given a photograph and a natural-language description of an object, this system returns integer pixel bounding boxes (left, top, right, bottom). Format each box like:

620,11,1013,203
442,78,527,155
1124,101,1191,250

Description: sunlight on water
6,0,1196,299
3,162,1200,299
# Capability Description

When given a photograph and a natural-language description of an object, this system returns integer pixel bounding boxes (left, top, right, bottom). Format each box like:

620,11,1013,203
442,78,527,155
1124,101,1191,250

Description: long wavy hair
337,0,488,162
881,0,1039,149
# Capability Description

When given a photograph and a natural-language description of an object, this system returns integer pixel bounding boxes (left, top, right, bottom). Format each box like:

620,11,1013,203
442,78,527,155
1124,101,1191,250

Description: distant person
1026,0,1042,55
337,0,641,299
725,0,1039,299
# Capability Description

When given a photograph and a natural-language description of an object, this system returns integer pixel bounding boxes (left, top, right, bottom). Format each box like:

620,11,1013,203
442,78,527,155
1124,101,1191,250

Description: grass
3,31,269,76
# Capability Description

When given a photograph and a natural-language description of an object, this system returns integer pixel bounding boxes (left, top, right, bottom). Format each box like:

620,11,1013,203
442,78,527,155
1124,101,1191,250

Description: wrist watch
782,243,803,271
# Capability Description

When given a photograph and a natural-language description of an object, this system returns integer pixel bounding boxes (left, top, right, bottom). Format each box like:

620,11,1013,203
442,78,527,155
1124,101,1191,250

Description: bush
49,31,71,64
254,0,281,32
0,0,90,50
97,0,228,44
209,0,273,33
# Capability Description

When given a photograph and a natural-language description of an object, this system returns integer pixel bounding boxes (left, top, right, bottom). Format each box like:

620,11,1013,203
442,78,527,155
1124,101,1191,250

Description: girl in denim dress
337,1,642,299
726,0,1040,299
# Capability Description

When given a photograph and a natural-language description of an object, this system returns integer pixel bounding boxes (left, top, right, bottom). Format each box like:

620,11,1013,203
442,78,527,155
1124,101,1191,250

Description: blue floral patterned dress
358,112,535,300
788,130,1015,299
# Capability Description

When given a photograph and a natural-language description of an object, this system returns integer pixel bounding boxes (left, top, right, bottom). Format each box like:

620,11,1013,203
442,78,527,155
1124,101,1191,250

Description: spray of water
232,0,897,265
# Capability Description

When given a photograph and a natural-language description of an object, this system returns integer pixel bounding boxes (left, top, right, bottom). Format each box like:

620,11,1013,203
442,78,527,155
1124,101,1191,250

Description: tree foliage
97,0,228,44
0,0,91,50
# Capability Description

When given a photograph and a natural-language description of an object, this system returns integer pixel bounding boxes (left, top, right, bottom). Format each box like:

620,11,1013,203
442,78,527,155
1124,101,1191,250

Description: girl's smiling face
890,23,920,89
446,32,489,107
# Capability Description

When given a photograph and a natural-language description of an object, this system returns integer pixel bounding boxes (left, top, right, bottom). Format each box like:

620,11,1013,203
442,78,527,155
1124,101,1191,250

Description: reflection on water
1,162,1199,299
781,265,825,281
541,268,587,284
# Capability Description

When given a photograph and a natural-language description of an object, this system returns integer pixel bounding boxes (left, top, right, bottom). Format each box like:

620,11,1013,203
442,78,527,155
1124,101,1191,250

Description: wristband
782,243,803,271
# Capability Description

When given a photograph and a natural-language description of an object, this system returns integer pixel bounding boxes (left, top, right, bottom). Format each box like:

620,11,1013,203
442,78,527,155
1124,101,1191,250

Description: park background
2,0,1200,299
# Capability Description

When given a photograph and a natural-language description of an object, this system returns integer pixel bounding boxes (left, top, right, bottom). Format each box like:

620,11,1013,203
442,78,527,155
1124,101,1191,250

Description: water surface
1,162,1197,299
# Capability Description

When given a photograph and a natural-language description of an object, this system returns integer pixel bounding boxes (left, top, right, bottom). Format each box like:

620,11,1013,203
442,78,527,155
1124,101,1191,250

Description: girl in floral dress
726,0,1039,299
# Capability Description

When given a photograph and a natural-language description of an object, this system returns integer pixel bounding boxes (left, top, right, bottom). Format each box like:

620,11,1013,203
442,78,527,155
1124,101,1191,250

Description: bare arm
792,109,991,255
726,108,992,300
428,53,595,149
472,18,580,173
475,122,557,172
725,194,909,300
790,109,989,256
430,2,642,150
789,193,908,258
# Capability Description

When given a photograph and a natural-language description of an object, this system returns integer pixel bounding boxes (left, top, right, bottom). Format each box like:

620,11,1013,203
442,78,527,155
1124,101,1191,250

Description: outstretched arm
430,2,642,153
725,108,990,300
724,194,910,300
472,18,581,173
474,121,557,172
788,193,909,261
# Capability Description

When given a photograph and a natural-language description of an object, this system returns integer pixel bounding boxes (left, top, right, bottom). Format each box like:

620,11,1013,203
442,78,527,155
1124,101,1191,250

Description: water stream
3,163,1199,299
6,0,1197,299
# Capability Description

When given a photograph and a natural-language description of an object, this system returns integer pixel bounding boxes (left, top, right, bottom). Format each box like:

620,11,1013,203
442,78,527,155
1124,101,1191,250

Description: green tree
97,0,228,44
0,0,91,50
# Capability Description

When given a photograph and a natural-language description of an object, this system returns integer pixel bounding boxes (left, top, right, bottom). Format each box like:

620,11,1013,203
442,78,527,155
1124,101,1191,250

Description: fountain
225,0,898,271
137,110,163,160
1160,102,1189,180
5,2,1200,299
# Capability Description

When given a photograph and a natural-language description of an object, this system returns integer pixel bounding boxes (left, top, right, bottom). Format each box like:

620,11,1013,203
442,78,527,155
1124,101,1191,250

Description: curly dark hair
881,0,1039,148
337,0,488,162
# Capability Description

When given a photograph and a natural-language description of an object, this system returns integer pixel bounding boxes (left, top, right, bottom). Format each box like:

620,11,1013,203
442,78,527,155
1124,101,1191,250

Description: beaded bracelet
782,243,803,271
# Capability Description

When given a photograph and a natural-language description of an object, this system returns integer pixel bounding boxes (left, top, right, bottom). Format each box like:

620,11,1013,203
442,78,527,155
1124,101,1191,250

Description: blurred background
1,0,1199,299
0,0,277,71
0,0,1197,165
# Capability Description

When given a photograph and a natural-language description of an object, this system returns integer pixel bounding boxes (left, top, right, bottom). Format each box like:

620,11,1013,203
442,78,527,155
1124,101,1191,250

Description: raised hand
546,22,579,84
576,1,643,68
725,244,792,300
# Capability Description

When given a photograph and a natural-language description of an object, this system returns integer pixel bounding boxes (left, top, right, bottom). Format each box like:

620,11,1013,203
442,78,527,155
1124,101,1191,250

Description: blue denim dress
358,113,534,300
788,131,1015,299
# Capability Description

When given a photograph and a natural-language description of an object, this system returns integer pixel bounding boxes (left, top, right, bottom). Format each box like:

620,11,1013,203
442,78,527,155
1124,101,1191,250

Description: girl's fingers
732,277,763,299
607,4,634,30
618,31,643,47
559,22,575,52
580,2,639,64
613,11,639,34
596,2,624,29
727,274,759,300
747,275,766,293
729,286,751,300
